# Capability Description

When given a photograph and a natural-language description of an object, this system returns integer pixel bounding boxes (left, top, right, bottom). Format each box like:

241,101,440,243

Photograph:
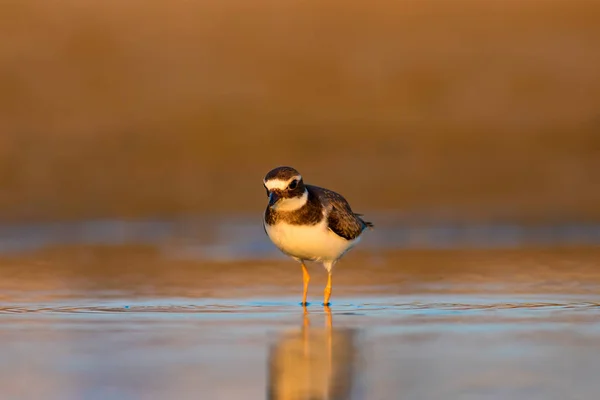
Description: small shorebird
262,166,373,306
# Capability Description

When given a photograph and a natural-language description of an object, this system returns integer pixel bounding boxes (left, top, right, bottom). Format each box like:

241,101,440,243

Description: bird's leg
301,262,310,306
324,272,332,306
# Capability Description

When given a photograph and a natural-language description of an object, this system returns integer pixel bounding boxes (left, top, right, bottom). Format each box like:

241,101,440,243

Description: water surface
1,218,599,399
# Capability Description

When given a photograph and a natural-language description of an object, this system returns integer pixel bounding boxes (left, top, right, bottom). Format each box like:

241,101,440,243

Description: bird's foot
300,301,310,306
323,302,331,307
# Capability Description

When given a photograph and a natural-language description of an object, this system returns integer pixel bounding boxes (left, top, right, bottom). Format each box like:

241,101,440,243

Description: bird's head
263,166,307,211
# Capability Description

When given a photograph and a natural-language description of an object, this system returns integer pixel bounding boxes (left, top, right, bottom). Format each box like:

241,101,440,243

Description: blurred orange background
1,0,599,222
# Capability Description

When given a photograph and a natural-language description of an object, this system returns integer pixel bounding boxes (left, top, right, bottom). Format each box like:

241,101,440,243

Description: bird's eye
288,180,298,190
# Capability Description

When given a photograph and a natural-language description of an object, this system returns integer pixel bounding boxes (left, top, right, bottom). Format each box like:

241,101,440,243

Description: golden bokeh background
1,0,599,222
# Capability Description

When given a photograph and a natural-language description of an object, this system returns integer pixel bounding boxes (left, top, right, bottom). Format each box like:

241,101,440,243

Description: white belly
264,219,359,262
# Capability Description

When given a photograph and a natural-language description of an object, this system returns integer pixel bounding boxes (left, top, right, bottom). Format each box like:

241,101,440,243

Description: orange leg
323,272,332,306
301,262,310,305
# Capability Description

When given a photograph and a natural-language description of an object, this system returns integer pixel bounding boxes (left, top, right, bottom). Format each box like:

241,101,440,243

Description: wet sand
1,229,599,399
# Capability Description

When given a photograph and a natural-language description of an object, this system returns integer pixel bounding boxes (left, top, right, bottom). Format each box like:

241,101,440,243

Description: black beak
268,191,281,207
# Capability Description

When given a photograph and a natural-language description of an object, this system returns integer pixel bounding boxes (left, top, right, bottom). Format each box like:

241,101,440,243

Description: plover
262,166,373,306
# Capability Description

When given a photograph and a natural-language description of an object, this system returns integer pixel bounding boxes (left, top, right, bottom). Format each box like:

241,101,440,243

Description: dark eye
288,180,298,190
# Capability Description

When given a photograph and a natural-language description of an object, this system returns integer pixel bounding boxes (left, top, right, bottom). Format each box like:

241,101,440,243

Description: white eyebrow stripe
264,175,302,190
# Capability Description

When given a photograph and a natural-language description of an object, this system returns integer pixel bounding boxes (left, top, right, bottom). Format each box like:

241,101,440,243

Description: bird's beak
268,191,281,207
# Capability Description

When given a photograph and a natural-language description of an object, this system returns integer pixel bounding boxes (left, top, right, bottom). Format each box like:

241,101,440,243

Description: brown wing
306,185,373,240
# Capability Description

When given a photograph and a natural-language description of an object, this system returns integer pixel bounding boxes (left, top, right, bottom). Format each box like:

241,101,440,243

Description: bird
262,166,373,306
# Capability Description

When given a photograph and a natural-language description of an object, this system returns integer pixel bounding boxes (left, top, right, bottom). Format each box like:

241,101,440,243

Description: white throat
273,190,308,212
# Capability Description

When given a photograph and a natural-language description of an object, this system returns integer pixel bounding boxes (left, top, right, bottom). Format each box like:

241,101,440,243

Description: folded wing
307,185,373,240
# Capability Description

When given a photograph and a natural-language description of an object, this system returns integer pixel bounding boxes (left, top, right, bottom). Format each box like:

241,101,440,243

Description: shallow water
2,294,600,400
1,218,600,399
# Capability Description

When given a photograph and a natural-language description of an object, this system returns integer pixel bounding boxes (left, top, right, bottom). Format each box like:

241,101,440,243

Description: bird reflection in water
267,307,360,400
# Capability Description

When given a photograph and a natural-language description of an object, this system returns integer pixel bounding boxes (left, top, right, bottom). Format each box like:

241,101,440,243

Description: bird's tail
356,214,374,230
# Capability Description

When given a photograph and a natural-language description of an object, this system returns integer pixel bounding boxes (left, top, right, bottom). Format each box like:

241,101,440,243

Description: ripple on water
1,296,598,317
